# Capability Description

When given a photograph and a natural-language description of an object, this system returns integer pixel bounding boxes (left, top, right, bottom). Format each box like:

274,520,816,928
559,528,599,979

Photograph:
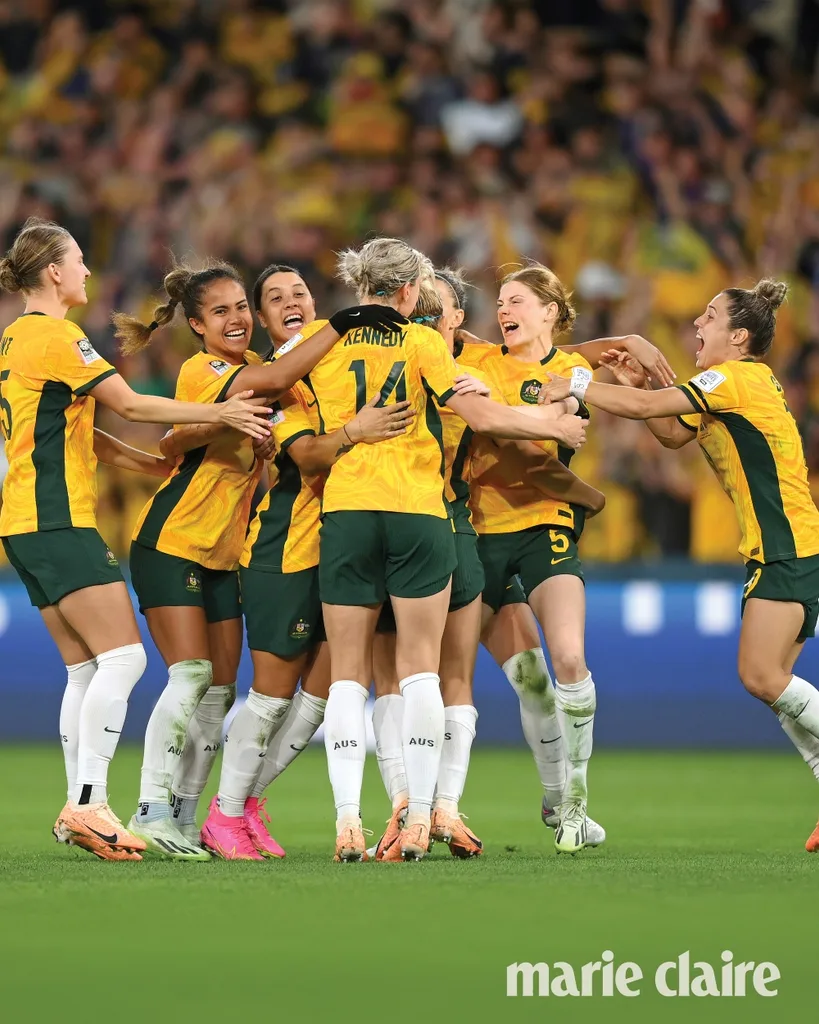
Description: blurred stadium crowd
1,0,819,563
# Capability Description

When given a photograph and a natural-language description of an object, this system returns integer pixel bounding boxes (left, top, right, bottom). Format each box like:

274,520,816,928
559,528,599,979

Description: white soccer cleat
176,822,204,847
128,815,211,861
542,795,605,847
554,800,588,855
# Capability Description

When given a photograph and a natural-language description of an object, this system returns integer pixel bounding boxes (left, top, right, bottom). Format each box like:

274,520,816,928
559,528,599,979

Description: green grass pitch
0,744,816,1023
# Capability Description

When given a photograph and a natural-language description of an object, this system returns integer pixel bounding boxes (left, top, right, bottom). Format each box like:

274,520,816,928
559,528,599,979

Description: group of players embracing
2,218,818,863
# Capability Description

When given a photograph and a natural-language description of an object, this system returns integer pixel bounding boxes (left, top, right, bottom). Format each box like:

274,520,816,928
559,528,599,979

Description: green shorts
2,527,123,608
376,531,485,633
241,564,324,657
319,511,456,606
500,574,527,607
130,541,241,623
742,554,819,642
477,525,584,613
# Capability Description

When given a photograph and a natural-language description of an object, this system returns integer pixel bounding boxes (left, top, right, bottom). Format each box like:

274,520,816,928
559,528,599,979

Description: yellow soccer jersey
677,360,819,563
0,313,116,536
241,378,324,573
467,344,593,535
133,350,263,570
440,359,493,535
296,318,458,518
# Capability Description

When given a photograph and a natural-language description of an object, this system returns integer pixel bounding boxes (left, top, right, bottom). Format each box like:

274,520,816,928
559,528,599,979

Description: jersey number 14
348,359,407,410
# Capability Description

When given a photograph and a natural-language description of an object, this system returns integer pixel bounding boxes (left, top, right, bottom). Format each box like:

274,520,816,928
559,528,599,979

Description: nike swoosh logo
349,312,360,317
306,398,317,407
573,720,593,730
540,737,561,744
290,744,306,752
551,556,572,565
87,825,118,844
103,726,121,734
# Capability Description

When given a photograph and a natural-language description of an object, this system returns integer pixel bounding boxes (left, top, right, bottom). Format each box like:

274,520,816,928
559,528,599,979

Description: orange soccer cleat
806,819,819,853
430,808,483,858
382,821,430,862
56,801,145,861
374,799,408,861
333,820,370,863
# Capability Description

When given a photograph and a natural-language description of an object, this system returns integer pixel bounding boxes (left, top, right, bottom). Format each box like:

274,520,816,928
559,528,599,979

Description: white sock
503,649,566,812
372,694,407,808
777,711,819,781
773,676,819,741
218,691,291,816
435,704,478,815
60,659,96,802
137,659,212,818
554,673,596,805
251,690,326,799
399,672,445,823
74,644,147,805
324,679,368,825
171,683,235,827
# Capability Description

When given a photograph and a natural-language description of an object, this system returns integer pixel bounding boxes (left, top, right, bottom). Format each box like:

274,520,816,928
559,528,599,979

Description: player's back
301,318,458,518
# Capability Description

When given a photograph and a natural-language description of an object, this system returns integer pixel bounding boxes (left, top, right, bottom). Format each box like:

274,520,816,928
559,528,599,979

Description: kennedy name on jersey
343,326,404,348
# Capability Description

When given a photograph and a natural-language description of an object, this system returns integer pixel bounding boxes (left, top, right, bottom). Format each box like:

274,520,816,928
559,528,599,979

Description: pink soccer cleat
200,796,264,861
243,797,286,859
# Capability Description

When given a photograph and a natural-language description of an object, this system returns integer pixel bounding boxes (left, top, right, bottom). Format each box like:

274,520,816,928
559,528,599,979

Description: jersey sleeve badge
208,359,232,376
690,369,727,393
75,338,102,365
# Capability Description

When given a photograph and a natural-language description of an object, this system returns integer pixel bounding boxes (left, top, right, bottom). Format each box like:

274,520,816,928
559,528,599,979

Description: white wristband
569,366,592,402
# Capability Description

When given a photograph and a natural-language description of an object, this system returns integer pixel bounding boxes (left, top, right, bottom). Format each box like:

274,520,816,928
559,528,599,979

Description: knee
737,657,782,704
550,651,587,686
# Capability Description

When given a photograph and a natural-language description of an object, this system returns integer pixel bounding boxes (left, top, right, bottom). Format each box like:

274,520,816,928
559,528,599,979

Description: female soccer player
112,261,406,859
541,279,819,853
198,265,413,860
292,237,587,861
0,219,270,861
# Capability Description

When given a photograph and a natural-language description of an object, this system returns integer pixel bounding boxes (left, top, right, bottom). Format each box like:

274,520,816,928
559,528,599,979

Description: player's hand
218,390,272,440
622,335,675,386
328,305,410,336
552,414,586,450
253,432,277,461
454,328,490,347
452,373,491,397
599,350,649,389
349,395,415,443
538,373,572,404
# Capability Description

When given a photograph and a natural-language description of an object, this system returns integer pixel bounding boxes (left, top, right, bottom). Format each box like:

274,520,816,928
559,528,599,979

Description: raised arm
222,306,409,401
93,429,172,478
541,370,694,422
561,335,676,387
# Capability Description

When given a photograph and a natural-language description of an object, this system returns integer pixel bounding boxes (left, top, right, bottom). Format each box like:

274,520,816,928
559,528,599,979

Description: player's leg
13,528,148,860
369,618,408,859
524,528,595,855
383,512,456,860
319,511,385,861
482,575,567,823
125,544,215,858
775,641,819,851
431,532,483,857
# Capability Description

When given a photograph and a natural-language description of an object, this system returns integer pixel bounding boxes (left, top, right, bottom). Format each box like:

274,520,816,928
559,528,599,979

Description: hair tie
374,290,387,296
148,320,159,332
411,315,438,324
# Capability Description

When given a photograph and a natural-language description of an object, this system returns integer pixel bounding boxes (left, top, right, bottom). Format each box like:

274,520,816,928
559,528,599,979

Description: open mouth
695,332,704,354
225,328,247,341
501,321,519,336
283,313,305,331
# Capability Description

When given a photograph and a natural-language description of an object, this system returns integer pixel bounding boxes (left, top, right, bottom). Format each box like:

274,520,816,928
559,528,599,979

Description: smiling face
52,236,90,308
692,292,747,369
434,277,464,351
189,278,253,361
257,271,316,347
497,280,556,346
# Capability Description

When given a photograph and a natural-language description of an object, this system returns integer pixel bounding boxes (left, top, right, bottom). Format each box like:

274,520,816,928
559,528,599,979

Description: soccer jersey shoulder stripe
32,381,74,529
74,367,116,396
718,412,796,561
135,446,208,549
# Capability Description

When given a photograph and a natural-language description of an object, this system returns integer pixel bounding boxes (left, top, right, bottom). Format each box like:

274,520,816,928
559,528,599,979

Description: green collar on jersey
500,344,558,366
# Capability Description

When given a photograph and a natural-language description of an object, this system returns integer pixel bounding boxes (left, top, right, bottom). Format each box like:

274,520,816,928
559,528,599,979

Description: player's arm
446,392,587,448
89,375,272,439
288,397,416,475
525,456,605,514
157,395,272,459
561,335,676,387
222,306,409,402
540,370,694,421
92,428,173,478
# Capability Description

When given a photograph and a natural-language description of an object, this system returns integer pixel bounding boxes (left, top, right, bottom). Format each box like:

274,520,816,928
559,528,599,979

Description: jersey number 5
348,359,407,411
0,369,12,440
